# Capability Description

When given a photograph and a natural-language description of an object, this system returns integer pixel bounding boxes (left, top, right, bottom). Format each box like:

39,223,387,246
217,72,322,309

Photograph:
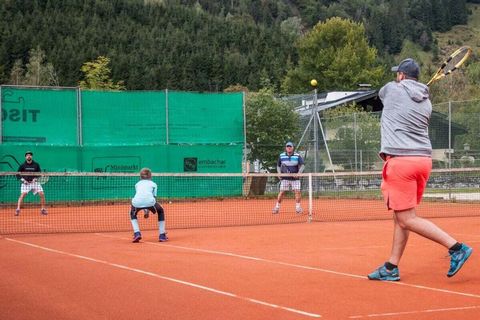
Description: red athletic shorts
381,156,432,211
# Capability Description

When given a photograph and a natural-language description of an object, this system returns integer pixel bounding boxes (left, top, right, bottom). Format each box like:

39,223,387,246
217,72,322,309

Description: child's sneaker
132,232,142,243
447,243,473,277
272,206,279,214
295,206,303,214
159,233,168,242
40,208,48,215
15,208,20,216
367,265,400,281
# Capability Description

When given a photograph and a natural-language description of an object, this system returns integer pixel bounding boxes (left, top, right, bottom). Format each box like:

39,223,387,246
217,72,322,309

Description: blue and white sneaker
132,232,142,243
447,244,473,277
367,265,400,281
40,208,48,215
159,233,168,242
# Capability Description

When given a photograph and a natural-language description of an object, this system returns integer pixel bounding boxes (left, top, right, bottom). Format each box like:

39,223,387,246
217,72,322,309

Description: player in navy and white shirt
272,142,305,214
130,168,168,243
16,151,47,216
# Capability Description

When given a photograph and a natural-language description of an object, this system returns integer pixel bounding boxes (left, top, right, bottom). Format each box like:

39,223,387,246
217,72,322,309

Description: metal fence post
77,87,83,146
354,112,357,172
448,100,452,169
165,88,169,145
308,173,313,223
0,85,2,144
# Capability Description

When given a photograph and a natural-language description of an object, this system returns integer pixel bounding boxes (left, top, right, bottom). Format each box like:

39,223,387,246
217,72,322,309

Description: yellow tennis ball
310,79,317,87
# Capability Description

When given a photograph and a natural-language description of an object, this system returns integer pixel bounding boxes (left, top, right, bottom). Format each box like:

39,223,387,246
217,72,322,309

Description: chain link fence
267,94,480,174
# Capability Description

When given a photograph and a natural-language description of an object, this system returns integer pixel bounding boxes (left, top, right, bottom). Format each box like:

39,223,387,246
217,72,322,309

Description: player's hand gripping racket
37,175,49,185
21,175,48,184
427,46,472,86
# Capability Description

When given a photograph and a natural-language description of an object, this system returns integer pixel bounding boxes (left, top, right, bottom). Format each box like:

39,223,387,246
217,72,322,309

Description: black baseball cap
391,58,420,79
25,151,33,156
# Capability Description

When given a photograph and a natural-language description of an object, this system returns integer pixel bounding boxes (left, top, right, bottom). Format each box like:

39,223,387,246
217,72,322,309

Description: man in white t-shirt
130,168,168,243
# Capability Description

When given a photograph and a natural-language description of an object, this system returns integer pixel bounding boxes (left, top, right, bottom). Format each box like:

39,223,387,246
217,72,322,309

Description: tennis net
1,169,480,234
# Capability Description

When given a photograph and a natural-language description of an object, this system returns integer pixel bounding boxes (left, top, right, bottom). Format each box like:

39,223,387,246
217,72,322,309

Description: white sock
130,219,140,233
275,202,280,208
158,221,165,234
296,203,301,209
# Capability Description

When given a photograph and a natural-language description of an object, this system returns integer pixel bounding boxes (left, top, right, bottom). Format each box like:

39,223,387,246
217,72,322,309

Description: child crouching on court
129,168,168,243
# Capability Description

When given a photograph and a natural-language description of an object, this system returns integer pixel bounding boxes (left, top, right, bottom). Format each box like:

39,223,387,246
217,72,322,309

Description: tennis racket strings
427,46,472,86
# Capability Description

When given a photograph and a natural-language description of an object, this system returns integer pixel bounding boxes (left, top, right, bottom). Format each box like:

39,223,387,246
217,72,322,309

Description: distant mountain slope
0,0,473,91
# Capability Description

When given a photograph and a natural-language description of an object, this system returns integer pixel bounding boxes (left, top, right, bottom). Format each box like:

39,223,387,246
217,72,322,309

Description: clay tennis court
1,199,479,320
1,198,480,233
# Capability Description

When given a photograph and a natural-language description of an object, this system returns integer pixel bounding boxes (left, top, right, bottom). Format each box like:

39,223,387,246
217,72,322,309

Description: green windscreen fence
1,86,244,147
168,91,244,144
0,174,244,204
81,91,167,145
1,86,244,200
0,86,78,145
0,144,243,203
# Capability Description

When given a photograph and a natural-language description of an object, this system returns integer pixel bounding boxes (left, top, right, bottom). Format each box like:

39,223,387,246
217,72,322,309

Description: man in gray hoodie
368,58,472,281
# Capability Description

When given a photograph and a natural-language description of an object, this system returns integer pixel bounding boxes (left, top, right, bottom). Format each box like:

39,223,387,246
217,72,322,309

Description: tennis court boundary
94,233,480,300
5,237,322,319
348,305,480,318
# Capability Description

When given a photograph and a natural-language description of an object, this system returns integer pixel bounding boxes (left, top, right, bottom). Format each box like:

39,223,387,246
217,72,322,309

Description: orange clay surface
1,215,479,320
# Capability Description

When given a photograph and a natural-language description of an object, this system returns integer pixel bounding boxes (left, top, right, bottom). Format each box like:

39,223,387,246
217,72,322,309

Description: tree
9,59,24,85
18,47,59,86
449,0,468,25
466,61,480,85
281,17,384,93
223,84,249,93
0,64,6,84
246,88,299,172
280,16,303,41
79,56,125,90
0,1,471,90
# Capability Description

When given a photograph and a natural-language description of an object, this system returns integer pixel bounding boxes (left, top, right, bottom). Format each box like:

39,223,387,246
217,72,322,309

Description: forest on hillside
0,0,473,92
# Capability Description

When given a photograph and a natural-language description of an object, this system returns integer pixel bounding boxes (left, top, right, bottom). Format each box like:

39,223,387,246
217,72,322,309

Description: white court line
348,305,480,318
95,233,480,299
5,238,321,319
314,245,387,251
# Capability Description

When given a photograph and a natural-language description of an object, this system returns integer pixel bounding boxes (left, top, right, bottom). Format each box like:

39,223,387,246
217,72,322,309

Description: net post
308,173,313,223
